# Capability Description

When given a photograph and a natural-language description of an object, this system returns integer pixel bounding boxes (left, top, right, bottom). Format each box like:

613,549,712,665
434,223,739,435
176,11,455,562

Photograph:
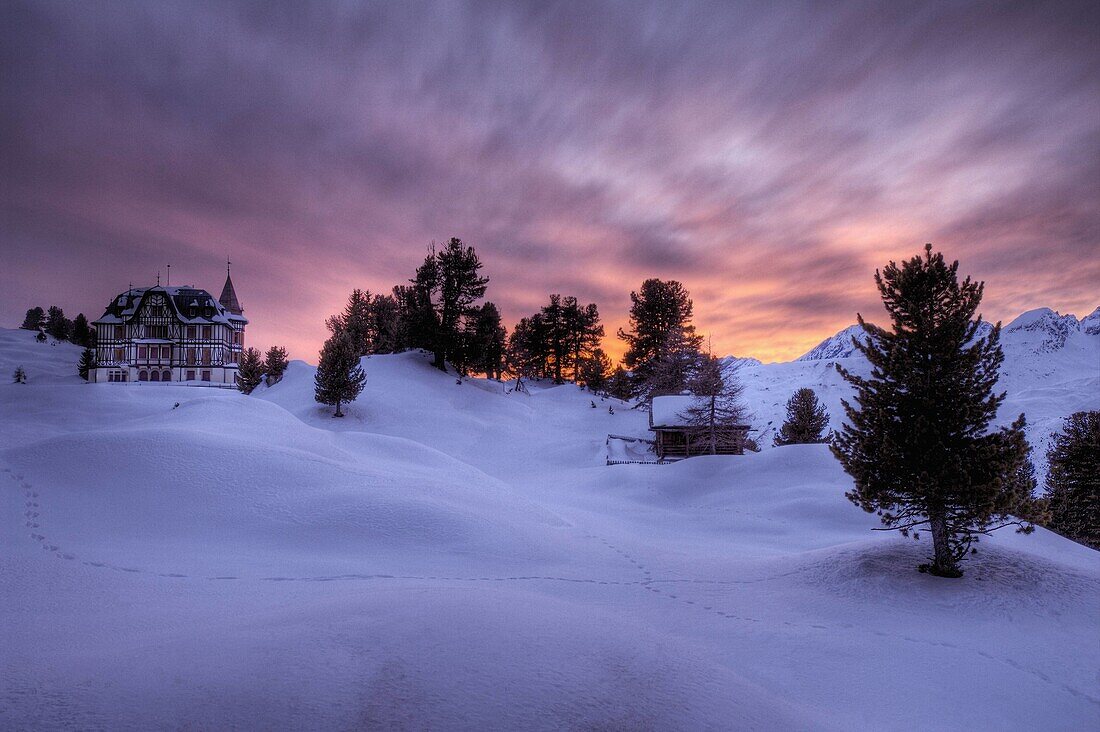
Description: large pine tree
1045,411,1100,549
618,279,703,401
832,244,1040,577
236,347,265,394
466,302,507,379
314,331,366,417
21,307,45,331
45,306,71,341
774,388,830,445
409,238,489,371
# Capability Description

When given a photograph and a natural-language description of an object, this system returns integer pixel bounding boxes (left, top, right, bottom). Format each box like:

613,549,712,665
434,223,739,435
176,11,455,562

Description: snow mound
0,328,84,385
2,324,1098,729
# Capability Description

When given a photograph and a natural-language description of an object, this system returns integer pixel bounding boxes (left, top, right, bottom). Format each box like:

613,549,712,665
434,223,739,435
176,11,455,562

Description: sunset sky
2,1,1097,363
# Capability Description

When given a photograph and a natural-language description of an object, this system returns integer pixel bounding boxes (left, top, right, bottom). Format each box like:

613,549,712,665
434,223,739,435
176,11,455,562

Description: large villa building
90,269,247,384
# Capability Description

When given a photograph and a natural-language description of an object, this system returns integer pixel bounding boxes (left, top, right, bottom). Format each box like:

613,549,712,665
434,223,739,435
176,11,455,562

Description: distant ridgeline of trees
22,305,95,347
22,305,98,381
312,238,747,412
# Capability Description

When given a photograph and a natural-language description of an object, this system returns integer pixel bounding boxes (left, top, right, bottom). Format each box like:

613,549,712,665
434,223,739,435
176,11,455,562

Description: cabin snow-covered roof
94,285,248,326
650,395,699,428
649,394,751,430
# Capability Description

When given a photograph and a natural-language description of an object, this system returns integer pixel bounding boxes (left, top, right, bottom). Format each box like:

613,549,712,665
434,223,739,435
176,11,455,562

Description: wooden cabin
649,395,750,462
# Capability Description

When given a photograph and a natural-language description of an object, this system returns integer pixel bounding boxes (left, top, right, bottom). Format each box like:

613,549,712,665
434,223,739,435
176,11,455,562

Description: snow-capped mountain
796,324,868,361
734,307,1099,476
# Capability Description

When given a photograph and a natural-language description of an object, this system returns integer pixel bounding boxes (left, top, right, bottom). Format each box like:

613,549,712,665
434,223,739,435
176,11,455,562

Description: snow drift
1,325,1097,730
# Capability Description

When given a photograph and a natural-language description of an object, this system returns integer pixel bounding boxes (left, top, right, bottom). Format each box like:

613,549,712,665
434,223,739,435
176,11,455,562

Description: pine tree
606,366,633,401
264,346,289,386
314,330,366,417
338,289,374,356
832,244,1041,577
236,347,265,394
505,314,548,379
409,238,489,371
618,279,703,401
78,347,96,381
45,306,72,341
370,293,405,354
774,388,830,445
1045,411,1100,549
71,314,94,348
578,348,612,391
643,326,704,400
467,302,507,379
13,366,27,384
681,355,748,455
21,307,45,331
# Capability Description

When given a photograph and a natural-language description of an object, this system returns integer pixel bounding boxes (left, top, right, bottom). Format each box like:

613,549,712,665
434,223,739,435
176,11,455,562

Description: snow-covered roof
649,394,753,430
650,395,697,428
94,285,248,327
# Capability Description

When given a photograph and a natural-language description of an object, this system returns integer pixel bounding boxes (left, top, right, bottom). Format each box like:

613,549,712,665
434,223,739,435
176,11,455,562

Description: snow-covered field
1,322,1098,730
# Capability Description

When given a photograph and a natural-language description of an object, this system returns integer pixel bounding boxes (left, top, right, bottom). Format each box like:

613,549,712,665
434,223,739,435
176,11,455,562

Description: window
139,370,148,381
201,370,211,382
161,345,171,359
202,348,211,365
114,325,125,339
150,371,160,382
162,370,171,382
186,349,196,365
138,346,147,359
186,370,195,381
187,326,196,339
202,326,212,339
114,348,124,362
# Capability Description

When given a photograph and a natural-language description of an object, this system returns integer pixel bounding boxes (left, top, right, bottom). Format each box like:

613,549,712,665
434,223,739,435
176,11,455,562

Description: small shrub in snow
13,366,27,384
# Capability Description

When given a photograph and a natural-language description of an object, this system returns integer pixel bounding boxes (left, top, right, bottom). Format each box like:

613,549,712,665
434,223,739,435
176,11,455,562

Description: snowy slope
2,325,1098,730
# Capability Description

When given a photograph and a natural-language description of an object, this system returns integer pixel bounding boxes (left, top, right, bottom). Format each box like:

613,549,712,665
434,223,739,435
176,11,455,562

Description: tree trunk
433,350,446,371
334,400,344,418
927,510,960,577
